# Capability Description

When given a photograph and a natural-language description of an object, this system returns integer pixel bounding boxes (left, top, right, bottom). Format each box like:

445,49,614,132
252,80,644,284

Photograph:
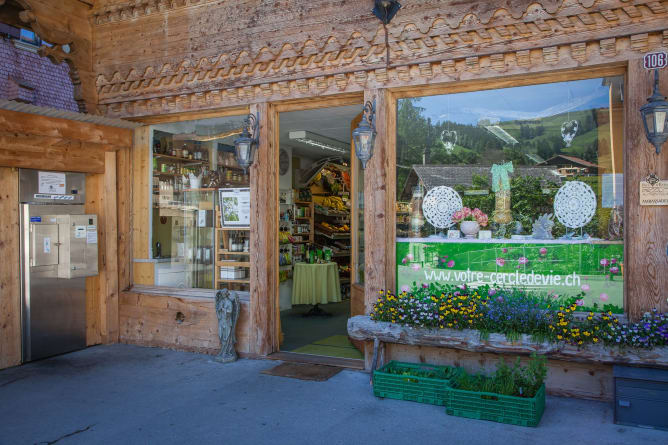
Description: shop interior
277,104,364,360
149,115,252,293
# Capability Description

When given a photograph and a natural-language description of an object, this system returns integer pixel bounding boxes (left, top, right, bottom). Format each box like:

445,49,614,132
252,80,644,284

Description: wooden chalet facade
1,0,667,401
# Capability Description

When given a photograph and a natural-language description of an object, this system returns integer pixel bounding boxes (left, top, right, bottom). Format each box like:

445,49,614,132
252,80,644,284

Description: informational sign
38,171,66,194
397,240,624,313
86,225,98,244
44,237,51,254
74,226,86,239
219,188,251,227
33,194,75,201
640,177,668,206
644,51,667,70
601,173,624,208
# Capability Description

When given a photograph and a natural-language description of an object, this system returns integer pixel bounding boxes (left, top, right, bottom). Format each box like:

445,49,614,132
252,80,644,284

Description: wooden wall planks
625,61,668,320
117,145,132,291
131,126,151,262
118,291,251,355
0,168,21,369
85,172,104,346
103,151,120,343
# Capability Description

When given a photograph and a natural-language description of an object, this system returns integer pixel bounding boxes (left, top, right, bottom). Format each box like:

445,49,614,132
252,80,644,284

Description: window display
150,115,251,292
396,76,625,312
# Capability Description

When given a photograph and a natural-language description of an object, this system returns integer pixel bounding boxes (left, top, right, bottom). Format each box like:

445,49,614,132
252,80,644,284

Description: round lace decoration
553,181,596,229
422,186,463,229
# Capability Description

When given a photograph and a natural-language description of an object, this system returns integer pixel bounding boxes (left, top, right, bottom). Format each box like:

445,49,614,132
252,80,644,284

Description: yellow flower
557,335,563,340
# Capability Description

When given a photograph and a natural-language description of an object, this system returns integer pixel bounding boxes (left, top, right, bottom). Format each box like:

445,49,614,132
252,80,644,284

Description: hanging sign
38,172,66,194
639,174,668,206
643,51,667,70
219,188,251,226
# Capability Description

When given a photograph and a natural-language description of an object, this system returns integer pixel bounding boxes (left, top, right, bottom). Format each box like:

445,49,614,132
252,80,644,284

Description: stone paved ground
0,344,666,445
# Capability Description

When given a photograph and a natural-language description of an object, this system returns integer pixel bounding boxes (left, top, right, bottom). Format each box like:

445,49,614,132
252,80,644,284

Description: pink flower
443,255,448,259
552,294,560,299
411,264,420,271
539,247,547,255
406,254,414,261
581,284,590,292
478,214,489,227
599,293,609,302
454,291,461,297
422,283,428,289
458,284,466,290
600,258,609,267
496,258,505,267
402,258,407,264
610,266,619,274
576,299,584,306
502,248,508,254
446,260,455,268
611,258,617,264
518,257,528,265
400,285,410,293
440,258,447,263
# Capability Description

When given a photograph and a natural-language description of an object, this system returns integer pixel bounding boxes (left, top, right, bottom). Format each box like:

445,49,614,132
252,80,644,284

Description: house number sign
639,174,668,206
644,51,667,70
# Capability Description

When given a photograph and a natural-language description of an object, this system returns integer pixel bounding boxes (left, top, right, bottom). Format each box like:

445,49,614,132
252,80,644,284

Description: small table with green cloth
292,262,341,316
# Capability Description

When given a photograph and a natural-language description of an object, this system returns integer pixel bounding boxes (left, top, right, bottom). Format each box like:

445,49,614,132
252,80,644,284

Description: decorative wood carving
91,0,668,118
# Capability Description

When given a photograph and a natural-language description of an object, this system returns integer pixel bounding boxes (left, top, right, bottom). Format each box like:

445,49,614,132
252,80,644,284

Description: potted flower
452,207,489,239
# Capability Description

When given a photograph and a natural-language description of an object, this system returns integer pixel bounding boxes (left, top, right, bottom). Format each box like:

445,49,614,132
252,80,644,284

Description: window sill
129,285,250,302
347,315,668,368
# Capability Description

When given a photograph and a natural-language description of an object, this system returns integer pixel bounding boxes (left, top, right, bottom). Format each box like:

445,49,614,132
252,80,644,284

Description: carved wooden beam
15,0,97,114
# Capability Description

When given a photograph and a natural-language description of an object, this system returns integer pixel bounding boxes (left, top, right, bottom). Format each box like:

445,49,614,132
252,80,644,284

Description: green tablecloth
292,262,341,305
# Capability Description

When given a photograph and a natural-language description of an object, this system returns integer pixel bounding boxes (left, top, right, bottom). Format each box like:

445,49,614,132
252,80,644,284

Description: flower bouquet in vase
452,207,489,239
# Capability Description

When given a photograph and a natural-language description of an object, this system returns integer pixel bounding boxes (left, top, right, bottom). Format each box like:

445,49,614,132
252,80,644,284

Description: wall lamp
640,69,668,154
352,99,377,169
233,113,259,172
373,0,401,24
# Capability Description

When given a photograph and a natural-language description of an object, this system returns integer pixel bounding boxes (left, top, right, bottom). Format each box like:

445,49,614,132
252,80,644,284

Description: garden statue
491,162,514,225
215,289,240,363
532,213,555,239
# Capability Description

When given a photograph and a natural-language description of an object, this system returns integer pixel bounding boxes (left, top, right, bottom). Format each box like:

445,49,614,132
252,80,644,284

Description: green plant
451,354,547,398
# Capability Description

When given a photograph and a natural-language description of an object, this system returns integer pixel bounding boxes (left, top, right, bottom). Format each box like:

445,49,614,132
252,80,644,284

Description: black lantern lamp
353,99,377,169
234,113,259,172
373,0,401,24
640,69,668,154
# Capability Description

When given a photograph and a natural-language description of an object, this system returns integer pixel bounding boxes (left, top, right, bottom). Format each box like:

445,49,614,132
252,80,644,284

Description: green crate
445,383,545,427
373,361,456,406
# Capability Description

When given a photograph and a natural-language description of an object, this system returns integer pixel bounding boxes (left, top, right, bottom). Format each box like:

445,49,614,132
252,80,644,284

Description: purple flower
454,291,460,297
610,266,619,275
518,256,529,265
422,283,428,289
576,299,584,306
496,258,505,267
488,289,497,296
447,260,455,268
539,247,547,255
600,258,609,267
611,258,617,264
402,258,407,264
400,285,410,293
458,284,466,290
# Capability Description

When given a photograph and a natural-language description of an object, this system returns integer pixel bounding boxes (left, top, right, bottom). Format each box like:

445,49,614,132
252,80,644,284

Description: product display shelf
214,208,251,291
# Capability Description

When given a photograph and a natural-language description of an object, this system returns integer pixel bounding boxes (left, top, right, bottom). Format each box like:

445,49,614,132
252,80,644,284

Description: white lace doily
422,186,463,229
553,181,596,229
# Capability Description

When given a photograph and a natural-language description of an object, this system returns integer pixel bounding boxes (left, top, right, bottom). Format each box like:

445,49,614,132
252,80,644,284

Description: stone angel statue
215,289,240,363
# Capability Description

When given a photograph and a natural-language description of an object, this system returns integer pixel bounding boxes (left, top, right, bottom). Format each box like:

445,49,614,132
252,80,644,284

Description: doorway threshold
268,351,365,370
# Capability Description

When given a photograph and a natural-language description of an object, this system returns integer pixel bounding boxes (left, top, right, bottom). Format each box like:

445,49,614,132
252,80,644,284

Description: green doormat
292,335,364,360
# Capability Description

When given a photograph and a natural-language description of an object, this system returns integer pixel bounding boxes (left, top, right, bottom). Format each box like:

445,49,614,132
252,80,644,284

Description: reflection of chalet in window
536,155,600,177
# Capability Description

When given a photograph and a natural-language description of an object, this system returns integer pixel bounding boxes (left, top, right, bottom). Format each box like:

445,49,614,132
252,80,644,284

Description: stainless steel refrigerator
19,169,99,362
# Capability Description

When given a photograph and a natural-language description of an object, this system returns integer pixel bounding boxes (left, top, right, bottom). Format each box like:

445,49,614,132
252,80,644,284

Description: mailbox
30,214,99,279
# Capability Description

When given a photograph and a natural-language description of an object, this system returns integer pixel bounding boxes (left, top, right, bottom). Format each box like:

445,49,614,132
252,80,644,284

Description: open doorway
276,104,364,361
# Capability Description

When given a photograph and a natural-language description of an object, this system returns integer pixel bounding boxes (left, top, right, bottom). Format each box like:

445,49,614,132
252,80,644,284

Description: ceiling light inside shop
289,130,349,154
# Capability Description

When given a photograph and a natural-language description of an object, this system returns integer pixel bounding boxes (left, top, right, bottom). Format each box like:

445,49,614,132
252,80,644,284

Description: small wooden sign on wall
640,174,668,206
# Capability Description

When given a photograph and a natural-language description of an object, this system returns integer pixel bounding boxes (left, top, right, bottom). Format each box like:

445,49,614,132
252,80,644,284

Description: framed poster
219,188,251,227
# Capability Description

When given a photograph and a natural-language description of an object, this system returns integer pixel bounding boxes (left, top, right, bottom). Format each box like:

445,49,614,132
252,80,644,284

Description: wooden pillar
85,173,104,345
117,145,133,292
103,151,119,343
363,88,396,313
0,167,21,368
131,126,154,285
249,102,278,355
625,60,668,320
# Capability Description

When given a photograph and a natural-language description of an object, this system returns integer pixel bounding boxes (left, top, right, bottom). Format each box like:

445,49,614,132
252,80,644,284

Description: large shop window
150,116,251,294
396,76,625,313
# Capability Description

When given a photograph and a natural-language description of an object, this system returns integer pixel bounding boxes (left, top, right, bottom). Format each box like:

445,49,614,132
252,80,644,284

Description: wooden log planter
347,315,668,370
